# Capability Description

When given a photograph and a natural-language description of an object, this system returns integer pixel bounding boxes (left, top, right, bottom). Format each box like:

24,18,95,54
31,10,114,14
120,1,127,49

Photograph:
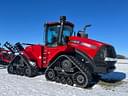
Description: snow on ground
117,59,128,64
0,60,128,96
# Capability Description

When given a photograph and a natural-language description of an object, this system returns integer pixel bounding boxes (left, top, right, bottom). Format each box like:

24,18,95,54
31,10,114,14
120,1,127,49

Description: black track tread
7,55,37,77
67,77,73,86
45,55,98,88
25,65,37,77
69,56,98,88
45,68,56,81
7,64,16,74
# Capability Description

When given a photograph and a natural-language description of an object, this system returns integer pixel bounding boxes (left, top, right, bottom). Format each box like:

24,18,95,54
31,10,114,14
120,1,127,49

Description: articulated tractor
7,16,117,88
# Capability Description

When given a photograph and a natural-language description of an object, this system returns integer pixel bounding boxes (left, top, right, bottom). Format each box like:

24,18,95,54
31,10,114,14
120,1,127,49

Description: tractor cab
45,16,74,47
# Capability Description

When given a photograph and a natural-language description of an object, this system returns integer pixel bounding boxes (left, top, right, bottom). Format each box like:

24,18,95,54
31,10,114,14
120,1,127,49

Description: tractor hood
69,36,108,48
68,36,116,59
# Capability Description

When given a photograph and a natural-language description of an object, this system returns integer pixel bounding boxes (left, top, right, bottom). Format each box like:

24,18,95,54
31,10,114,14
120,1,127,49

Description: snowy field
0,60,128,96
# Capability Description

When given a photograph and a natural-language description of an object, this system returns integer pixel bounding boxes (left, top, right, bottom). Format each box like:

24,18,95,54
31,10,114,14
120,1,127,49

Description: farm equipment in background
7,16,117,88
4,42,44,76
0,43,14,65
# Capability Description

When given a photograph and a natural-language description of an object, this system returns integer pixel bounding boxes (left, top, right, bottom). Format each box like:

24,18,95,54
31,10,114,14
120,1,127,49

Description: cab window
47,26,59,47
62,25,73,44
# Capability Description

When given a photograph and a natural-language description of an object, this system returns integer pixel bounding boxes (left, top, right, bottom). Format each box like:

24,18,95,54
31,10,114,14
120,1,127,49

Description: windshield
63,25,73,36
47,25,73,46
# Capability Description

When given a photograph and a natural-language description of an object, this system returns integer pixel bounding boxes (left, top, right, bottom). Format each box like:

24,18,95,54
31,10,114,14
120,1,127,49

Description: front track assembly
45,55,98,88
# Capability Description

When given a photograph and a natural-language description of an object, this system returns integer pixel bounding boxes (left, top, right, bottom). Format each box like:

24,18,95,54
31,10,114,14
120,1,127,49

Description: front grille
106,45,116,58
93,45,116,73
94,45,117,63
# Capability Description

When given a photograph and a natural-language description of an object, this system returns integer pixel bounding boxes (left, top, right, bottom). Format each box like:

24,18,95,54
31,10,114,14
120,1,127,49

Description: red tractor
7,16,117,88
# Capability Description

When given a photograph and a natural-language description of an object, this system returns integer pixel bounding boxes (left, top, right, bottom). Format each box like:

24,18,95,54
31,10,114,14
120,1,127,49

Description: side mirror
85,24,92,28
84,24,92,32
77,31,88,38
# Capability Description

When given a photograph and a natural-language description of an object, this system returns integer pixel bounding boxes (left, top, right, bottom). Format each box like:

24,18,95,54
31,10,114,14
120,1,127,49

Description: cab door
43,25,65,67
43,46,67,68
43,23,73,68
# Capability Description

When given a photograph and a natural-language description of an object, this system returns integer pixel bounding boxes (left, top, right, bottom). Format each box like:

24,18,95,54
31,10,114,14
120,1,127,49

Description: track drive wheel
61,59,72,71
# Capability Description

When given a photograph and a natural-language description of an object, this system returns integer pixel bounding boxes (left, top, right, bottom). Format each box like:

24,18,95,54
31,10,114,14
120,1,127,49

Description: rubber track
45,55,97,88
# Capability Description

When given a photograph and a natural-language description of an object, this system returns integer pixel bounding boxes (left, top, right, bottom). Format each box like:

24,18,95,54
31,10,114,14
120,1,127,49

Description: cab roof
45,21,74,27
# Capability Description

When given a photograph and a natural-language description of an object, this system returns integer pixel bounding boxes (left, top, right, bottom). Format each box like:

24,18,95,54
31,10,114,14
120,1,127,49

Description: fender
47,48,96,73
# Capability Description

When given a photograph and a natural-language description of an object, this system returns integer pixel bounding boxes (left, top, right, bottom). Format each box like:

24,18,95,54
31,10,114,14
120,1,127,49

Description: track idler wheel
7,65,16,74
73,71,88,88
45,69,56,81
